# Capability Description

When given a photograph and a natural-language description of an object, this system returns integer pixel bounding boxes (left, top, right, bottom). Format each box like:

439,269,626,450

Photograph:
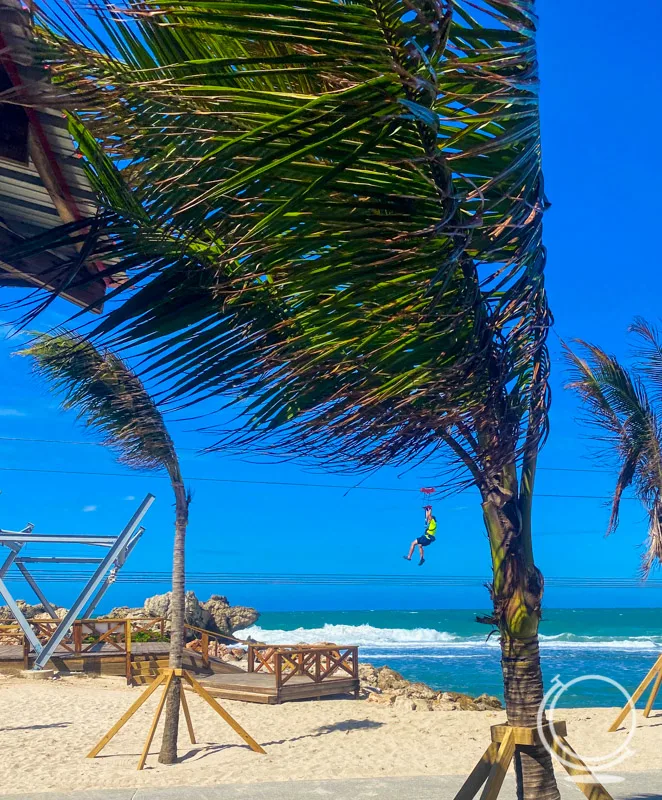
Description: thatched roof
0,0,106,310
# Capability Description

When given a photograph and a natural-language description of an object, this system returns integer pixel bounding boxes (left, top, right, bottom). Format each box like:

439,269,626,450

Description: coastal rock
403,682,438,701
143,591,211,631
392,695,416,712
0,601,67,620
201,595,259,636
376,666,408,692
359,662,502,712
106,606,144,619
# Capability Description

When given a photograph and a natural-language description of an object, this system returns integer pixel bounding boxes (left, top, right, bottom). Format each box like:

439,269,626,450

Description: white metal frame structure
0,493,155,668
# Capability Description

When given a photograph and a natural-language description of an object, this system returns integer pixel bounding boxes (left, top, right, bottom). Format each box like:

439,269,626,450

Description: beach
0,673,655,794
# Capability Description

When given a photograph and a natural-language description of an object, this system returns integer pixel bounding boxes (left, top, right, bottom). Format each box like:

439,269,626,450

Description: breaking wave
235,624,662,651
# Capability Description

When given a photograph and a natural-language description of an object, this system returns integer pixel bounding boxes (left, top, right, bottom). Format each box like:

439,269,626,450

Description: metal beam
17,557,105,564
0,524,33,578
0,576,43,654
0,534,115,545
80,527,146,619
14,562,58,618
34,494,155,669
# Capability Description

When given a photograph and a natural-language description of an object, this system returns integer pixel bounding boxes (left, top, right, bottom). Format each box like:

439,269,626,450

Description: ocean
236,608,662,707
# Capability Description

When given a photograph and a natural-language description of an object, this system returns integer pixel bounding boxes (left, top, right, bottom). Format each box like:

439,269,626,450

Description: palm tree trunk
483,467,560,800
158,480,188,765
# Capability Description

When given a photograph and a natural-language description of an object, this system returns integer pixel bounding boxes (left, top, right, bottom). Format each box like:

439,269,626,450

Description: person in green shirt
403,505,437,566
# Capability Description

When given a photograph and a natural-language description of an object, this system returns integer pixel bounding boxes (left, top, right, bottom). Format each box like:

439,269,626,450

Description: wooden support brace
184,672,266,754
644,668,662,719
87,668,264,771
179,684,196,745
550,736,613,800
480,728,515,800
453,723,614,800
609,655,662,731
87,672,167,758
137,670,174,771
453,743,498,800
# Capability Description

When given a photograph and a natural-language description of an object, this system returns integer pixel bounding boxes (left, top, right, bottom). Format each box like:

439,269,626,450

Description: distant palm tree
23,331,188,764
565,318,662,575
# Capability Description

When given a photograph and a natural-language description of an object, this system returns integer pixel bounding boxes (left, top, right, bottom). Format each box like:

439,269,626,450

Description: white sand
0,674,656,793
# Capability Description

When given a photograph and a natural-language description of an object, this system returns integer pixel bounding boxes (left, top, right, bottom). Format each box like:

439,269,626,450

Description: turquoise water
236,608,662,707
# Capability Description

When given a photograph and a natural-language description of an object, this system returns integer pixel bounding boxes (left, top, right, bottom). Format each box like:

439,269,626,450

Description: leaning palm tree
22,331,188,764
565,319,662,576
7,3,559,796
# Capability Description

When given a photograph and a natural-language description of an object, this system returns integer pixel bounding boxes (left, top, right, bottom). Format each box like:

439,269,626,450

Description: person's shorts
417,535,435,547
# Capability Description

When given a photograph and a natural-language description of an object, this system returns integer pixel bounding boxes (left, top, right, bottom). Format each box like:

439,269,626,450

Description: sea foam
235,623,662,652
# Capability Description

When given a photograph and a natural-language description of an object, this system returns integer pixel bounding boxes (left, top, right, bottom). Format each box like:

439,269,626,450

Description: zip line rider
403,505,437,566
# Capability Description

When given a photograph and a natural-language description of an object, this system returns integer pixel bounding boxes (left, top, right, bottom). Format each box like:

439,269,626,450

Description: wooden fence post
248,645,254,673
73,621,82,654
275,652,282,704
22,634,30,669
125,619,132,685
202,632,210,669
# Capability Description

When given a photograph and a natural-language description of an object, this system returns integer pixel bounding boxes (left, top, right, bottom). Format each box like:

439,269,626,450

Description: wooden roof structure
0,0,107,310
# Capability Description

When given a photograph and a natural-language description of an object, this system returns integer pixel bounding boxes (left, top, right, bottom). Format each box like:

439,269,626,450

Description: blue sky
1,0,661,614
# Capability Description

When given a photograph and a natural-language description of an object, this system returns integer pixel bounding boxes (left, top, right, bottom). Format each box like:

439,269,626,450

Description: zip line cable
0,466,635,502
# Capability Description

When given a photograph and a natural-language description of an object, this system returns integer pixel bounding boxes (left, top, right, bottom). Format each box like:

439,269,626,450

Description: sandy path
0,675,655,793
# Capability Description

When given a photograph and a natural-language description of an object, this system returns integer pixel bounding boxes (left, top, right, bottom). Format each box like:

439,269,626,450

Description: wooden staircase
129,650,245,685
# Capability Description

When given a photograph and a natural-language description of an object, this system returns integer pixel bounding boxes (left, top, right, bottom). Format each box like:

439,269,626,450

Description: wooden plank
454,743,498,800
196,686,276,704
609,656,662,731
87,672,166,758
551,737,613,800
184,672,266,754
479,728,515,800
137,671,174,771
644,668,662,718
490,721,567,746
180,688,196,744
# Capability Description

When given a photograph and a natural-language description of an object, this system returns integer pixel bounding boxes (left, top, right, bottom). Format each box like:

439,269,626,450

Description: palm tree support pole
609,654,662,732
87,668,266,770
454,722,613,800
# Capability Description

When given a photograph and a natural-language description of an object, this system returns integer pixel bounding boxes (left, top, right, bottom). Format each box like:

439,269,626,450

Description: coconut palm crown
22,331,189,764
565,318,662,577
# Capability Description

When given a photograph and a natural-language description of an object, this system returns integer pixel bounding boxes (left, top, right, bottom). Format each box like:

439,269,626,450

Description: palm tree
22,331,189,764
8,4,558,796
565,318,662,576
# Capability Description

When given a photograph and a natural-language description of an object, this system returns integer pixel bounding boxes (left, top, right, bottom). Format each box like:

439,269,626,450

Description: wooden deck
0,641,243,680
198,671,360,704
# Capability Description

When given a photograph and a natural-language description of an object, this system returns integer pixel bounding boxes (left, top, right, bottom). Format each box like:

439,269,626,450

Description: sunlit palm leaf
565,338,662,575
22,331,180,477
8,0,549,482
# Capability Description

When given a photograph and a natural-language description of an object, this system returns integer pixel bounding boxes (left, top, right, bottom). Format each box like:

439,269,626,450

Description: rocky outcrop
103,592,258,639
104,606,144,619
142,591,212,632
201,595,259,636
359,662,502,712
0,601,67,620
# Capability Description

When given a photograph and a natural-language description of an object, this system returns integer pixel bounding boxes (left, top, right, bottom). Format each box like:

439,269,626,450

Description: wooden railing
248,644,359,688
184,624,246,668
0,617,167,672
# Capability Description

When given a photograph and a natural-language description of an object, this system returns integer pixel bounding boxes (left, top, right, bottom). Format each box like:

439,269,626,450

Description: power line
0,435,614,475
2,571,660,588
0,465,635,502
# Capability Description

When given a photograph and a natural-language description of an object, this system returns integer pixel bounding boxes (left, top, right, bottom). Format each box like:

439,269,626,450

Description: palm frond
5,0,550,490
21,331,179,476
565,338,662,572
631,317,662,407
